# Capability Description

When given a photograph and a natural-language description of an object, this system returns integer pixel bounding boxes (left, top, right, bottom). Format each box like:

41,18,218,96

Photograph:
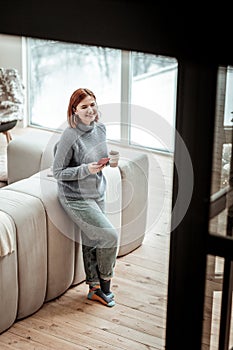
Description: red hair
67,88,99,128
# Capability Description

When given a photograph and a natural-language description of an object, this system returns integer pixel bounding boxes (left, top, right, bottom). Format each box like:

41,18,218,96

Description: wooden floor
0,233,170,350
0,127,232,349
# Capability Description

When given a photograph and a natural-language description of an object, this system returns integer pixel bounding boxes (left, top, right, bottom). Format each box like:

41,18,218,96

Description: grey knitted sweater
53,121,109,200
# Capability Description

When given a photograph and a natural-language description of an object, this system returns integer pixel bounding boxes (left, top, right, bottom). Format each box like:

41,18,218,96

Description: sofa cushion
0,189,47,319
0,211,18,334
3,172,77,301
7,130,56,184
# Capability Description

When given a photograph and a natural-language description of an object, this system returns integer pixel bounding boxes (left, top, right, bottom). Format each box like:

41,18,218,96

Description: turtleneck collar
75,116,95,133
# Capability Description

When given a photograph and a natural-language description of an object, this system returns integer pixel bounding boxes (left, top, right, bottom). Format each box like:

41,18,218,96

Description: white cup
109,150,120,167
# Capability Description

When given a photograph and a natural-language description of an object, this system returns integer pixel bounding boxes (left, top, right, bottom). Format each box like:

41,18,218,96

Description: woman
53,88,118,307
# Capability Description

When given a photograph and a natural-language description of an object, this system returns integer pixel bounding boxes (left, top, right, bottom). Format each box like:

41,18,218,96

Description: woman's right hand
88,162,104,174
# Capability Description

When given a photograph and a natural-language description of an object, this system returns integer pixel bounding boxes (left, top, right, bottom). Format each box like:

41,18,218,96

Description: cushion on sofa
7,130,56,184
0,211,18,334
3,173,77,301
0,189,47,319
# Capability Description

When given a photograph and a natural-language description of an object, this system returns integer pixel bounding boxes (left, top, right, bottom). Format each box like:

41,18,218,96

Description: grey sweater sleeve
53,128,90,181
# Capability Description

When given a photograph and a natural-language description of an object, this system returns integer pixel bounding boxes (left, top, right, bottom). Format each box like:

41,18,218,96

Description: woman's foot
100,278,114,298
87,285,115,307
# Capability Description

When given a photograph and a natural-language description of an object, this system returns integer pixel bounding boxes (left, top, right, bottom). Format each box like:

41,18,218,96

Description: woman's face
75,95,97,125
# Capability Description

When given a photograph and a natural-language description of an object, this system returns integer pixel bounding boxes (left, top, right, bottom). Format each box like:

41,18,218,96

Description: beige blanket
0,210,15,257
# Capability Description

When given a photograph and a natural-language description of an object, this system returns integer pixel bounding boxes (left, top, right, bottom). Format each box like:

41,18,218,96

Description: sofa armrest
117,153,149,256
7,130,58,184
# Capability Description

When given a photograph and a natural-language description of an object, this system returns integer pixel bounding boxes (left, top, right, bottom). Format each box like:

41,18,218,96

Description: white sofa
0,129,149,334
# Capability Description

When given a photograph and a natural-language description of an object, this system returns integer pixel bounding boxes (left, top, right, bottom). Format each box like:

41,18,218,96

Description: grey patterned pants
59,196,118,284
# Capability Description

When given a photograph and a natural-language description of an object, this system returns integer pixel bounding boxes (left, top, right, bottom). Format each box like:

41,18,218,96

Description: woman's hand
88,162,105,174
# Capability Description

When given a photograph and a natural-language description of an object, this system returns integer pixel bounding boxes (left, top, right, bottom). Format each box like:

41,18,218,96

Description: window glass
130,52,177,152
27,38,177,152
224,66,233,126
28,38,121,134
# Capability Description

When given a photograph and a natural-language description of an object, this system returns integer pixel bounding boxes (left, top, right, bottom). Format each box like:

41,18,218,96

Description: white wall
0,34,23,75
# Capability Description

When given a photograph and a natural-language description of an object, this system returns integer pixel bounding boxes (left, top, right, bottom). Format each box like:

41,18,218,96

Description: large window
27,37,177,152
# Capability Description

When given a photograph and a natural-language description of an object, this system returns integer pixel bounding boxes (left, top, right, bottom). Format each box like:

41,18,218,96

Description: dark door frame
166,60,218,349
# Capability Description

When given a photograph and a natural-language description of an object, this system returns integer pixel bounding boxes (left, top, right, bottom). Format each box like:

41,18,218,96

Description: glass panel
208,66,233,350
27,37,121,138
130,52,177,152
209,66,233,236
203,254,224,349
222,143,232,187
203,255,233,350
224,66,233,127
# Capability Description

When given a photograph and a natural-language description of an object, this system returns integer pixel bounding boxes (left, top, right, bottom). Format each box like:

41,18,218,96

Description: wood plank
115,259,168,286
128,244,168,263
67,286,166,332
0,330,49,350
11,320,122,350
119,252,168,271
27,302,163,350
